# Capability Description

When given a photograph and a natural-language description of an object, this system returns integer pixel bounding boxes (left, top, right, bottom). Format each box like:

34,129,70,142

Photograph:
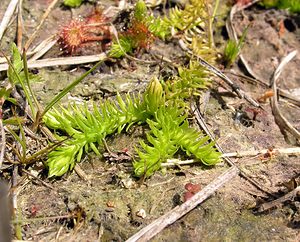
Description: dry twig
24,0,60,51
20,168,54,190
126,166,239,242
270,50,300,141
224,71,300,107
0,0,19,42
223,147,300,158
0,53,108,71
258,186,300,212
162,146,300,167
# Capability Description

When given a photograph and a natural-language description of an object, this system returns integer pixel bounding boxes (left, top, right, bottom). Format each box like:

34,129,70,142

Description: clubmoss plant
110,0,216,60
44,78,163,177
134,105,219,177
1,1,221,178
163,61,211,101
44,78,220,177
42,0,221,178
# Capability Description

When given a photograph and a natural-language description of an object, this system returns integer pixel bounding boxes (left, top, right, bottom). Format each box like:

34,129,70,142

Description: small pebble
136,209,146,219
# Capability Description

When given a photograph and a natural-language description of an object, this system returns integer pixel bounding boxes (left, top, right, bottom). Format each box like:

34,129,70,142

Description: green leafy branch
43,77,164,177
109,0,215,59
134,106,219,177
44,77,220,177
163,61,212,101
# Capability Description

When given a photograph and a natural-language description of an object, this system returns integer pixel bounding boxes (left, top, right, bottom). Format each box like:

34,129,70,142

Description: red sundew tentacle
58,9,112,55
59,19,86,54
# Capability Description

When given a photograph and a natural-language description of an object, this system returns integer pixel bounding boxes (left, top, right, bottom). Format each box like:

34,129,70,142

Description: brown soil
0,0,299,241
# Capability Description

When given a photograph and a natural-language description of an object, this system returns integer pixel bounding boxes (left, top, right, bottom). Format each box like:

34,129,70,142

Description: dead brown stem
126,166,239,242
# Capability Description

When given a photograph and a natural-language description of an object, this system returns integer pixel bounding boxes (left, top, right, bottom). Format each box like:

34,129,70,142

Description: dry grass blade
24,0,60,51
188,50,260,108
0,119,5,169
0,36,57,64
270,50,300,140
0,53,107,71
0,0,19,42
223,147,300,158
17,0,23,49
126,166,239,242
224,71,300,107
28,35,57,61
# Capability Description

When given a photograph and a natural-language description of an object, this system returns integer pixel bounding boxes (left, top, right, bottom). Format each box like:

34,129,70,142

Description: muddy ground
0,0,300,241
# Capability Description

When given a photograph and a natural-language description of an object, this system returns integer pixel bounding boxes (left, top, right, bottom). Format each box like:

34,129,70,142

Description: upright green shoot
223,27,248,67
63,0,83,8
5,44,36,118
41,57,107,117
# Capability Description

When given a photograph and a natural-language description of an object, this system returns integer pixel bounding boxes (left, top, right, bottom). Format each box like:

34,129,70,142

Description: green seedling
63,0,83,8
223,27,248,67
4,44,39,119
163,61,211,101
261,0,300,13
